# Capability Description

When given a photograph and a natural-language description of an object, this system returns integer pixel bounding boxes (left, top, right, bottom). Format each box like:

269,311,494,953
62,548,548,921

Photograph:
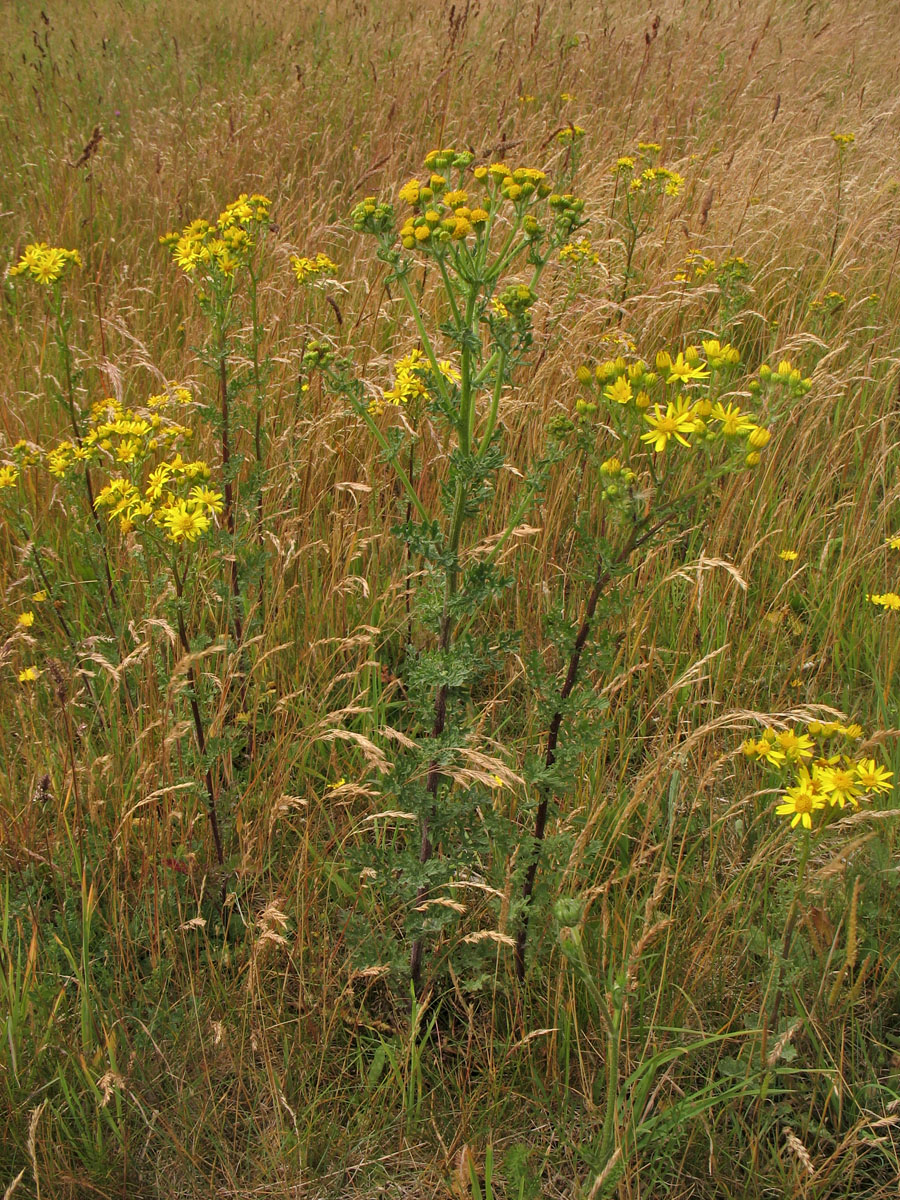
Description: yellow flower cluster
290,252,337,284
367,349,460,416
674,251,749,287
831,131,855,147
868,592,900,610
33,389,220,543
742,722,892,829
159,193,271,277
559,238,599,265
385,149,585,252
809,290,846,314
673,250,717,283
44,392,192,479
94,458,221,541
613,146,684,196
576,342,771,462
866,532,900,612
9,243,82,286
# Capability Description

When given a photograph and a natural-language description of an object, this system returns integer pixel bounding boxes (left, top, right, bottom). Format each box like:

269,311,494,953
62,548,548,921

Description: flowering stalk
159,194,273,653
609,144,684,304
350,147,589,993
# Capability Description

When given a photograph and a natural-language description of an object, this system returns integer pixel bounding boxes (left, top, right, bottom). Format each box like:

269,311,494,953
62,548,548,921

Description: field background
3,0,900,1196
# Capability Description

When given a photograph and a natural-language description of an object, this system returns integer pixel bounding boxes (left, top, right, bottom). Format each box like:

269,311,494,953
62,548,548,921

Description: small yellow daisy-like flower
398,179,421,206
870,592,900,610
640,400,696,453
187,486,225,514
745,738,787,767
160,501,211,543
710,401,755,436
776,783,824,829
775,728,814,762
854,758,893,794
0,465,19,489
17,666,39,683
779,549,799,561
32,591,47,603
665,352,710,385
818,763,861,808
16,611,35,628
604,375,633,406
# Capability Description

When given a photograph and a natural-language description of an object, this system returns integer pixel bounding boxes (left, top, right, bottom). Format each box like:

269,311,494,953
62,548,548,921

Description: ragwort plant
326,147,788,994
159,192,274,648
7,382,229,866
3,197,278,889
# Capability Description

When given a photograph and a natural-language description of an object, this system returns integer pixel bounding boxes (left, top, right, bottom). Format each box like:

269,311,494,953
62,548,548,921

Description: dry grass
2,0,900,1197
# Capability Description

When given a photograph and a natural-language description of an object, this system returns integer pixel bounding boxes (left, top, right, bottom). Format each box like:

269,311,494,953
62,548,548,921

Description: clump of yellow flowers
35,390,221,544
612,144,685,197
742,720,893,830
352,147,586,252
367,348,460,416
290,252,338,285
9,242,82,285
573,340,772,467
867,535,900,611
159,193,271,278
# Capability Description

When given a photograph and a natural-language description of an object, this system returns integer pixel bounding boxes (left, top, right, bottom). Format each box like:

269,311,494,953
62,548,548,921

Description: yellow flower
188,486,225,514
16,611,35,628
775,729,814,762
742,737,787,767
854,758,893,794
160,501,211,543
640,400,696,452
870,592,900,610
778,549,799,561
17,667,39,683
115,438,141,464
604,376,633,406
710,401,755,437
32,591,47,603
775,783,824,829
818,763,861,808
398,179,421,206
291,252,337,284
665,352,709,384
746,426,771,449
0,465,19,488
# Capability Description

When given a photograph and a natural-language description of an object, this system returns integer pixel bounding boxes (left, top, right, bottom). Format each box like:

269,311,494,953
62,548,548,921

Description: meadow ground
2,0,900,1196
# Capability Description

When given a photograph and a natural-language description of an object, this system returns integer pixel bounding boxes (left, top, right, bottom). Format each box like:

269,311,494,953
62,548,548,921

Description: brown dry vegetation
2,0,900,1197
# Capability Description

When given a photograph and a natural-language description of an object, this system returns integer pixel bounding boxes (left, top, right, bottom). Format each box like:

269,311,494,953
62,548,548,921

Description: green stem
475,347,507,459
171,556,225,871
436,255,463,329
